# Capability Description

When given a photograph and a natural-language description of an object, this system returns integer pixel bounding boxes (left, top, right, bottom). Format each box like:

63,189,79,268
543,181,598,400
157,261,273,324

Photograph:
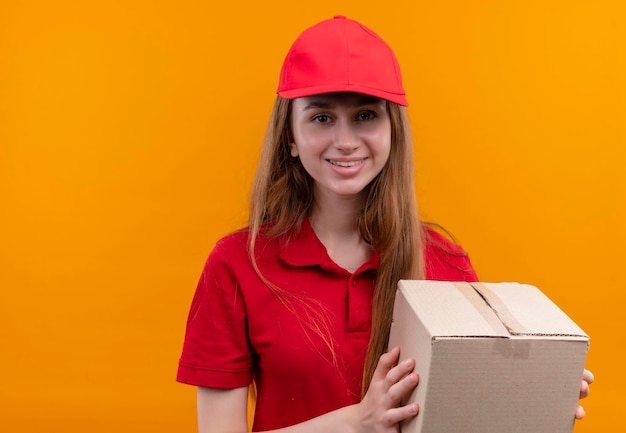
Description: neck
309,189,363,240
308,189,373,274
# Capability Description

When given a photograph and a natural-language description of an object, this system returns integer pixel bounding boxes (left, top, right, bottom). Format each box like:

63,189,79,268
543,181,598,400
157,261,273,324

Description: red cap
277,16,408,106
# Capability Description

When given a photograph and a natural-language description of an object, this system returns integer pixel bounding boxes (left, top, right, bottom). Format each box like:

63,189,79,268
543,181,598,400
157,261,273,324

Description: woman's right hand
355,346,419,433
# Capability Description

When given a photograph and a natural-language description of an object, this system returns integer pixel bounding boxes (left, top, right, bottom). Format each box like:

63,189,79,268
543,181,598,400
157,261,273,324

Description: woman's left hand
575,369,594,420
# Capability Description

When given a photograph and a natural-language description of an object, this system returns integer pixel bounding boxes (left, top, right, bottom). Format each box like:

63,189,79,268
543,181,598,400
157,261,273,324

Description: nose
334,120,359,152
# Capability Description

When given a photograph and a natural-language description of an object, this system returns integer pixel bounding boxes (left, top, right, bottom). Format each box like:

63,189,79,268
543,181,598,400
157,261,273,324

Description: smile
328,159,366,167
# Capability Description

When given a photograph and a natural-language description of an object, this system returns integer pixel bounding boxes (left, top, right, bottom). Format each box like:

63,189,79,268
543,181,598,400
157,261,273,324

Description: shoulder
423,225,479,282
207,224,283,266
213,228,250,253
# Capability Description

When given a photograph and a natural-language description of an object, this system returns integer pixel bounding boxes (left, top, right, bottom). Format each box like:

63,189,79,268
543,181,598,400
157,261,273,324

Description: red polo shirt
177,219,478,431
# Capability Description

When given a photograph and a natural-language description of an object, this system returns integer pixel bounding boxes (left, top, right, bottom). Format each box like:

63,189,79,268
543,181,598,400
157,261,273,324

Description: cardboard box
388,280,589,433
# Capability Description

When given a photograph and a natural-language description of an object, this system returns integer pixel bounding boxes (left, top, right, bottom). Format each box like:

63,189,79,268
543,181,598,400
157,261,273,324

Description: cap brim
278,84,408,106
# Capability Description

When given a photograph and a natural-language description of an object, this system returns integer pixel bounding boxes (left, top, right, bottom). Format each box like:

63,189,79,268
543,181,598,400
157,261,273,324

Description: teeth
329,159,364,167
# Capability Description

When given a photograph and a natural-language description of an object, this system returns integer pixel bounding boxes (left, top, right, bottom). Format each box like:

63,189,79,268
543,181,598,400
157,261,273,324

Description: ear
289,141,299,157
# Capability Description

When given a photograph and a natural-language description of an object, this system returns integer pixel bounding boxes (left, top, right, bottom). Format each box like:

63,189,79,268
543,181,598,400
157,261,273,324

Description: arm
198,387,249,433
197,346,419,433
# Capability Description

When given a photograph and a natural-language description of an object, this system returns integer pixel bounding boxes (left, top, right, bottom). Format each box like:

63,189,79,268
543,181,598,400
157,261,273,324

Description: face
289,92,392,200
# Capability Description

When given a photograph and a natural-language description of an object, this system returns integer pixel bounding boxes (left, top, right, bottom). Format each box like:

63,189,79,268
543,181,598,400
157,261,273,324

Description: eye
356,111,377,121
312,114,331,123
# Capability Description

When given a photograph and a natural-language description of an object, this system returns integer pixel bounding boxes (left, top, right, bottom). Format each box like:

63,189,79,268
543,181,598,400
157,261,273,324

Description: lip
326,157,368,176
327,158,367,167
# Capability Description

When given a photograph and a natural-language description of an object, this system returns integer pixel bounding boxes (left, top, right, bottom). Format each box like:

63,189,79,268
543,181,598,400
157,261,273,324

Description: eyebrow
301,94,385,111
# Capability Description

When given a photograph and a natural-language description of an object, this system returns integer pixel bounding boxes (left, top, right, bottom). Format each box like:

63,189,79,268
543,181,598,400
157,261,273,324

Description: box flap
397,280,510,338
471,282,588,337
397,280,588,339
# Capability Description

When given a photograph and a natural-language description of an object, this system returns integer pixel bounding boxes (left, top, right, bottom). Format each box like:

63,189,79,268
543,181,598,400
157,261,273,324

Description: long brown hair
248,95,425,395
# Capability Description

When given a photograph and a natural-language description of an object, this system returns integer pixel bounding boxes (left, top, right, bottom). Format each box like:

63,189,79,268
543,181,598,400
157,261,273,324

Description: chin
331,186,369,198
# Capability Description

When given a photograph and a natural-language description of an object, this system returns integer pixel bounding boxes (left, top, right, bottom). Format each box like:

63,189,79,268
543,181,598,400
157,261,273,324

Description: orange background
1,1,624,432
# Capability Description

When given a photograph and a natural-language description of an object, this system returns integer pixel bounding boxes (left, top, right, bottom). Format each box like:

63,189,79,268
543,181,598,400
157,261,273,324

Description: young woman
177,16,593,433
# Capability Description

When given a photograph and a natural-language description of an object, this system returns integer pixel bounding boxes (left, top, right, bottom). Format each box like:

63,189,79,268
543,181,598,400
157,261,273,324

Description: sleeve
423,229,479,282
176,238,253,389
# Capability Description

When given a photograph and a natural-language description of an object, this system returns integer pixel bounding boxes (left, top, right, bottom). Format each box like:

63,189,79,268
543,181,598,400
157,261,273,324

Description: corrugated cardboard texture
388,280,589,433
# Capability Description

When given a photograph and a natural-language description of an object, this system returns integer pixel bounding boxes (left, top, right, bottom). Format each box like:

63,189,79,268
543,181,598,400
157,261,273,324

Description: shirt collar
279,218,380,275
